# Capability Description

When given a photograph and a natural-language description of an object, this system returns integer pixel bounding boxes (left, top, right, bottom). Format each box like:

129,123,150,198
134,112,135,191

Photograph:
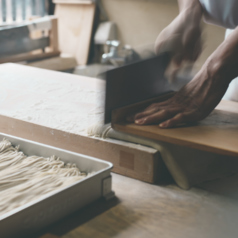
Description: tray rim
0,132,113,221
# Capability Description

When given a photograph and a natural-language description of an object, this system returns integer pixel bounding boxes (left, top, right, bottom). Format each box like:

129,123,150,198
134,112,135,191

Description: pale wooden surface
55,3,95,65
49,18,59,53
0,63,162,183
27,56,77,71
112,97,238,157
0,51,60,64
35,173,238,238
0,114,162,183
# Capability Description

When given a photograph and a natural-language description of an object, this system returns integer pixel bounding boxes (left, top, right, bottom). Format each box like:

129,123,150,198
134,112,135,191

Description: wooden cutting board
112,94,238,157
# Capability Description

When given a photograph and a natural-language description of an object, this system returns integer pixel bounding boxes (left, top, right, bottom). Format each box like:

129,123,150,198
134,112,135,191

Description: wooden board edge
112,122,238,157
0,51,60,64
0,115,161,183
112,96,238,157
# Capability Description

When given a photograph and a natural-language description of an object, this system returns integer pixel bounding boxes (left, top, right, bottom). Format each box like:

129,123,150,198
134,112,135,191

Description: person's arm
130,27,238,128
155,0,203,65
177,0,201,12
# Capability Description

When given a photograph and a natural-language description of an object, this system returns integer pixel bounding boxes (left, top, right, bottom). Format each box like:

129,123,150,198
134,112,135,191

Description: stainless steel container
0,133,114,238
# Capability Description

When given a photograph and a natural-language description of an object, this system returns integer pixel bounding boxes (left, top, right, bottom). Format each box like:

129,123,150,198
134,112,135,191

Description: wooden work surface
34,173,238,238
0,63,238,189
0,63,162,183
112,97,238,157
1,63,238,237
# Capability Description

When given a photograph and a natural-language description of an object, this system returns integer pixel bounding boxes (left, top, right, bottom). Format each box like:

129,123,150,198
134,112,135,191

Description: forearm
178,0,201,12
203,27,238,85
177,0,203,21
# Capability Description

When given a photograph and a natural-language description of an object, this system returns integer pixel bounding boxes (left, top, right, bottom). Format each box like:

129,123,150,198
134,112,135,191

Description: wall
101,0,225,70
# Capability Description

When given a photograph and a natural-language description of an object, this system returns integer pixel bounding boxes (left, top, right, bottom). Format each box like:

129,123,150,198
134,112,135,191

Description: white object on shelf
94,21,117,45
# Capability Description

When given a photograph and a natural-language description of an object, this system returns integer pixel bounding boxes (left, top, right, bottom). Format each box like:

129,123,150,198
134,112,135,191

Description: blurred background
0,0,226,78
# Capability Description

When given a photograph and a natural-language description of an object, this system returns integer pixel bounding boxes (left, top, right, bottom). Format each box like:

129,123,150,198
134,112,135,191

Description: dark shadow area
28,196,120,238
196,172,238,201
151,149,238,201
155,159,176,186
156,156,238,201
156,157,238,201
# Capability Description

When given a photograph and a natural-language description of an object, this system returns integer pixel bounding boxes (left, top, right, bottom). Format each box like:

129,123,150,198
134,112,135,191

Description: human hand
131,21,238,128
127,66,230,128
155,8,203,67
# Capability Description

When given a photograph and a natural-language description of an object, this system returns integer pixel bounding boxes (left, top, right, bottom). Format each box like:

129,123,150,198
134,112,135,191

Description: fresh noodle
0,138,89,217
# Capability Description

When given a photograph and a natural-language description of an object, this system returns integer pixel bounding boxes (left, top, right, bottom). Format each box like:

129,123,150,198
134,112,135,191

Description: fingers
135,109,177,125
159,110,198,128
145,100,170,110
134,108,159,121
128,101,202,128
134,103,167,119
134,109,200,128
126,114,136,122
126,101,170,122
126,106,160,122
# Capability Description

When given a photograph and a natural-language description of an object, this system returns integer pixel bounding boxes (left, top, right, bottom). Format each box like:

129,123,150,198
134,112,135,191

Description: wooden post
49,17,59,53
54,1,96,65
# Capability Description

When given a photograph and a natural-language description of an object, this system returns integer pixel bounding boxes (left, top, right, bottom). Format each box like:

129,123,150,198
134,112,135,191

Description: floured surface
0,63,105,135
0,63,166,185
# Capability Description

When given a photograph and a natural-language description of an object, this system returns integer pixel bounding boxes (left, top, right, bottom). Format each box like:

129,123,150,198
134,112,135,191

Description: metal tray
0,133,114,238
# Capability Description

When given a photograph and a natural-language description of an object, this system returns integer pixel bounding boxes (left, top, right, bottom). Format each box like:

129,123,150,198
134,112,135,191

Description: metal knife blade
104,52,172,123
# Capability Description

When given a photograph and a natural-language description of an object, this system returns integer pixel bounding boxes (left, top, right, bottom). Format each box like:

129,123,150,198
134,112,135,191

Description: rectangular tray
0,133,113,238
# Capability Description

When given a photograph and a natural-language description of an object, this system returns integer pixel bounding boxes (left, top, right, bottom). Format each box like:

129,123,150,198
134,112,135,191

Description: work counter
0,63,237,238
35,172,238,238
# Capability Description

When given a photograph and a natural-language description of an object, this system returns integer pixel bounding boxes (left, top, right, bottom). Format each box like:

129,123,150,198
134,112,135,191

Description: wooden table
2,64,238,238
36,173,238,238
0,63,161,183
